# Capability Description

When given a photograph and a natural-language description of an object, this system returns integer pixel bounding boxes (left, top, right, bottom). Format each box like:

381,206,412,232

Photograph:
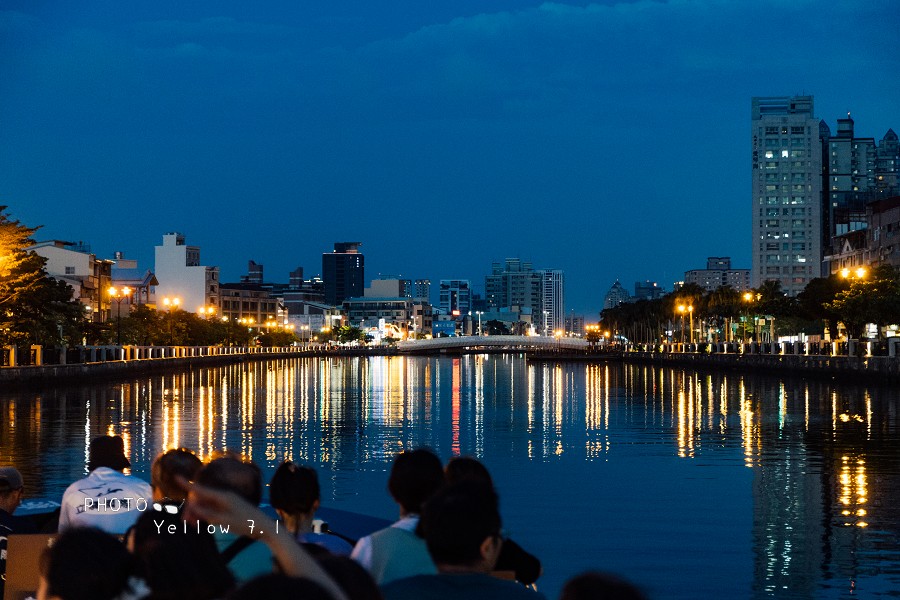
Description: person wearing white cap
58,435,152,534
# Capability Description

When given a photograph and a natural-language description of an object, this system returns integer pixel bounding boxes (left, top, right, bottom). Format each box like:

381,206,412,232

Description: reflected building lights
739,380,758,467
451,358,461,456
839,455,869,528
474,355,485,457
778,383,787,431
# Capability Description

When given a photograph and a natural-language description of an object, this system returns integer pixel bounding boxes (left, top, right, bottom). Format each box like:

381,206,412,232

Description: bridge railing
0,344,323,368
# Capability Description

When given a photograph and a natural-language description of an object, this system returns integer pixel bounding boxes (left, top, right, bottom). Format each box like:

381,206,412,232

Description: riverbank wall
0,346,400,391
529,350,900,383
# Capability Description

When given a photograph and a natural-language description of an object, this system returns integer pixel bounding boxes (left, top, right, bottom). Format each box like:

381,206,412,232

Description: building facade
27,240,113,322
684,257,751,292
821,118,899,273
484,258,564,333
634,280,665,301
751,96,823,295
439,279,472,316
323,242,364,306
603,280,630,309
154,233,220,313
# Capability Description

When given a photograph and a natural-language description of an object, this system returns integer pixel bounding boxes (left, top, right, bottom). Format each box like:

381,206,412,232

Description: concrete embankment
530,350,900,383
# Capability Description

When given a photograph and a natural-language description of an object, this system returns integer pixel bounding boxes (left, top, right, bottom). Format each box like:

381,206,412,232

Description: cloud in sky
1,1,898,312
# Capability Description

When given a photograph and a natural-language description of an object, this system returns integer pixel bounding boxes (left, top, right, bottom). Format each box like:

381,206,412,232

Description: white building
751,96,823,295
540,269,565,335
27,240,113,322
154,232,219,313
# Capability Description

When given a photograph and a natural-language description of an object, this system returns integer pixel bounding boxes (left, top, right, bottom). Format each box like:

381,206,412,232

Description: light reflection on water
2,355,900,599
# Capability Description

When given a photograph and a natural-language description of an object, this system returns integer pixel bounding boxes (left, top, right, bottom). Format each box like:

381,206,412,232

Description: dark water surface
2,355,899,599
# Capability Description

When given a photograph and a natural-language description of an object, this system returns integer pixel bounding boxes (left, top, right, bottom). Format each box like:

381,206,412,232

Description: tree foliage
0,206,86,347
826,266,900,339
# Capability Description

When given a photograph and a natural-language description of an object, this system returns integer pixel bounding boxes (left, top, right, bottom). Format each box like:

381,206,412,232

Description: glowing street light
108,286,132,346
840,266,868,280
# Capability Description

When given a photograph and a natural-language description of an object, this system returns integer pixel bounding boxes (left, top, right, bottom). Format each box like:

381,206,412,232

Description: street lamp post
108,286,132,346
688,305,694,345
475,311,483,336
839,266,868,345
161,296,181,345
677,305,686,345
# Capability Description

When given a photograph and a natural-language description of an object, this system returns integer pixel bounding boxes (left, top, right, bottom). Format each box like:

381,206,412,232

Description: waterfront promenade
4,336,900,389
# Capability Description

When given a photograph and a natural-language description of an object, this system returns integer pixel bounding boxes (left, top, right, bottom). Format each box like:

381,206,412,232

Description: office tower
485,258,565,333
821,117,899,272
322,242,364,306
439,280,472,315
540,269,565,335
603,280,630,309
751,96,823,295
413,279,431,303
240,260,264,284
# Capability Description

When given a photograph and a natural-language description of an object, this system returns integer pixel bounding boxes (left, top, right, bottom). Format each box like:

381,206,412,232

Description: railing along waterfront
0,344,405,390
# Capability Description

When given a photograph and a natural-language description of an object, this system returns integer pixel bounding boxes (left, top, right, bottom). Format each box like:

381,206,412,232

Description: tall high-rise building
540,269,565,335
821,117,899,272
439,280,472,315
485,258,564,333
751,96,823,295
603,280,630,309
322,242,364,306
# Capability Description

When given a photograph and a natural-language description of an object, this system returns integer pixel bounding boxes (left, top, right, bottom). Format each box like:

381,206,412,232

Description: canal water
2,355,899,599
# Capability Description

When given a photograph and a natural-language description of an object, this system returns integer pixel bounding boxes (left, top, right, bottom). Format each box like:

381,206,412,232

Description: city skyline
2,1,898,313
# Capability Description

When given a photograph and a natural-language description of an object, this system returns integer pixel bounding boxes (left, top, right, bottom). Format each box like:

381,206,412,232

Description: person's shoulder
443,573,545,599
61,474,92,497
380,574,438,598
383,573,544,600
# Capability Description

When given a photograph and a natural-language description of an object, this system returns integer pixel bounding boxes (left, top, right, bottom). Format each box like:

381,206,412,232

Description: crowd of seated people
0,436,647,600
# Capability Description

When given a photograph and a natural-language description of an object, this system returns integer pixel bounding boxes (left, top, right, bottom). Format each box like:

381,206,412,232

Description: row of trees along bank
599,269,900,344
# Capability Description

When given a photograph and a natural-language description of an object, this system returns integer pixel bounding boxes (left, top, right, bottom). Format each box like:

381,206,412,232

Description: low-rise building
27,240,113,322
218,284,279,325
684,257,750,292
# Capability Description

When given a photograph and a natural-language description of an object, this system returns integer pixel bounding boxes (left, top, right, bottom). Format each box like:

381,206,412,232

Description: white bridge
396,335,590,353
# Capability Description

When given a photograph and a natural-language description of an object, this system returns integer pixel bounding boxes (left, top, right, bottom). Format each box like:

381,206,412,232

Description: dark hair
269,461,320,515
129,510,235,600
419,481,500,567
196,454,262,506
88,435,130,471
387,449,444,514
40,527,136,600
444,456,493,487
560,572,648,600
228,574,334,600
318,555,383,600
152,448,202,502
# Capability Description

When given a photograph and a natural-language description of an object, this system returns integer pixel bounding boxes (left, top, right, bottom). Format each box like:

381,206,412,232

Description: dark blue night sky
2,1,898,313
